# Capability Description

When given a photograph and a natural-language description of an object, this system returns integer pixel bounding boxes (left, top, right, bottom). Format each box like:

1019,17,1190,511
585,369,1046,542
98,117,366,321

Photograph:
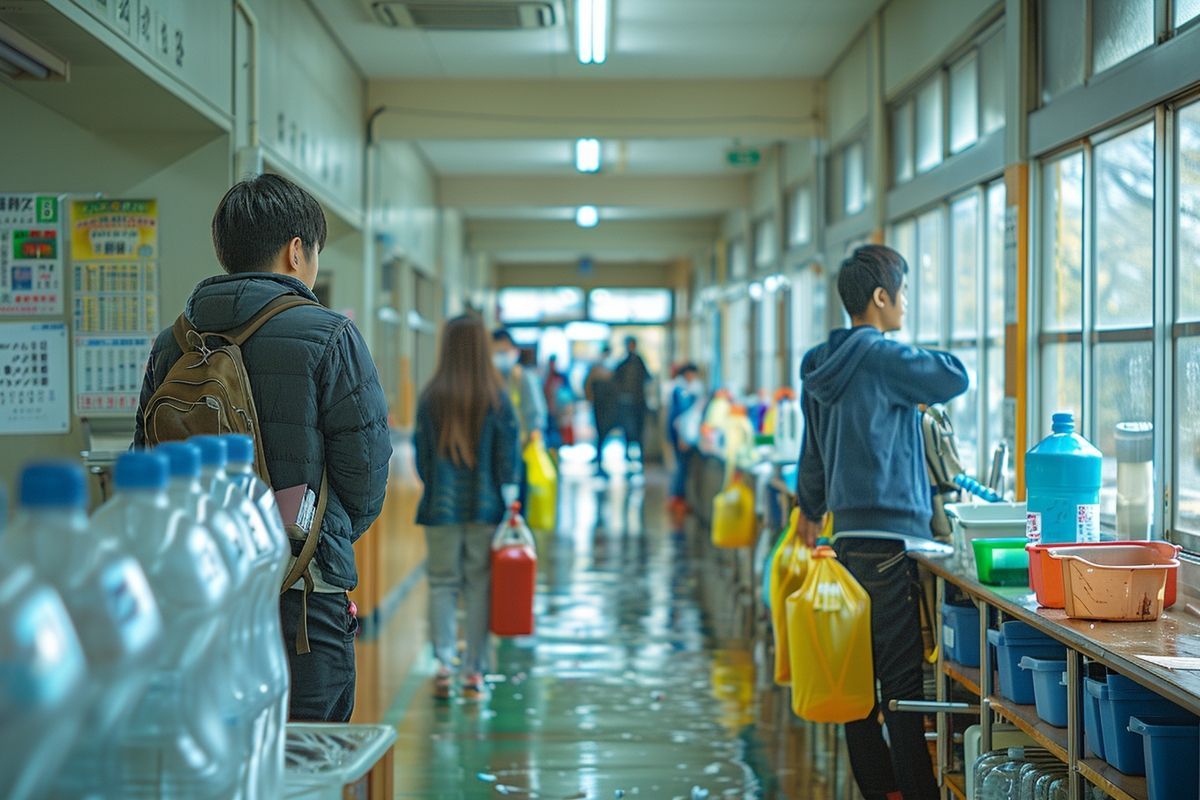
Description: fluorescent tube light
576,0,609,65
575,138,601,172
575,205,599,228
0,22,68,81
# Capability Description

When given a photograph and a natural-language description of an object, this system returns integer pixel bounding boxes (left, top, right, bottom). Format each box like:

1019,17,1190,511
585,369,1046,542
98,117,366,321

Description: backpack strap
172,294,318,352
280,470,329,655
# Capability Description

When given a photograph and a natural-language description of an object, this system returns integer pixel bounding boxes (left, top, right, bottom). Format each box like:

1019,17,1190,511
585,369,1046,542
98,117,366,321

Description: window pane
754,218,777,269
1040,0,1085,104
1092,0,1153,74
949,54,980,154
726,296,751,395
893,101,915,184
1179,102,1200,320
986,181,1007,338
845,142,866,215
890,219,918,342
1176,337,1200,533
951,348,980,477
916,77,944,173
980,29,1006,135
918,209,944,341
1041,153,1085,331
729,239,748,280
498,286,585,323
789,184,813,247
1177,0,1200,27
758,293,778,390
951,193,980,339
986,340,1005,460
1095,123,1154,327
1040,341,1083,430
589,288,673,323
1093,341,1153,523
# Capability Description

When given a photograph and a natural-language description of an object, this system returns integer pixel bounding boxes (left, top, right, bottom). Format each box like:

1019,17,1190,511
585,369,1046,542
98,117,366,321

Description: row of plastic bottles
974,747,1108,800
1,433,291,800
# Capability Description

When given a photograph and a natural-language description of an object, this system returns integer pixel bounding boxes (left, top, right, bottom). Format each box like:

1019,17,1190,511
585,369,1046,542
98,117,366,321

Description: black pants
617,399,644,459
833,537,939,800
280,589,358,722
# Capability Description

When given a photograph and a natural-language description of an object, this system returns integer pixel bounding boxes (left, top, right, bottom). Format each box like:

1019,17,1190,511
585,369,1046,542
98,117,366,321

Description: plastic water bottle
93,451,237,799
158,440,259,798
773,391,802,463
980,747,1037,800
1025,413,1103,543
220,433,292,799
3,462,162,799
0,557,87,800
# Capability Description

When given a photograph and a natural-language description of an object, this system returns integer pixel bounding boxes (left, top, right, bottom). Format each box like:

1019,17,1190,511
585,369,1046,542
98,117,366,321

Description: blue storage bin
942,603,980,667
1018,656,1068,727
1128,716,1200,800
1100,674,1190,775
1084,676,1107,760
986,621,1066,705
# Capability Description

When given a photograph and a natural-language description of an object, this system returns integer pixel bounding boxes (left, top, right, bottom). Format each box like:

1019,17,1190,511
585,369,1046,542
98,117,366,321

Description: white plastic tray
283,723,396,800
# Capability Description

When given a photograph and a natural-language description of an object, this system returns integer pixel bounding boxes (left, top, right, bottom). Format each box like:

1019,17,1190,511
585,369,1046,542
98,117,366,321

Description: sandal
433,667,453,700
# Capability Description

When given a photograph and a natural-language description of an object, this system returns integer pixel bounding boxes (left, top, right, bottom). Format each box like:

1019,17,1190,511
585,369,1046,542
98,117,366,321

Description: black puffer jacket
134,272,392,591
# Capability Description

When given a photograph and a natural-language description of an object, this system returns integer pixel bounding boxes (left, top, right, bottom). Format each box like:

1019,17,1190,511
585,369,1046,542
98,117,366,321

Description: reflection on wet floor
390,445,857,799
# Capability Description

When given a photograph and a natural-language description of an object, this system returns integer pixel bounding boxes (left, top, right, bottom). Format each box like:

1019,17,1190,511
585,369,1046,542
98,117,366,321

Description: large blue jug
1025,413,1103,543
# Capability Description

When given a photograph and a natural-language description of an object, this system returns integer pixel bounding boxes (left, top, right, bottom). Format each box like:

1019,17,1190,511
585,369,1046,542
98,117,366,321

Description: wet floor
389,448,858,799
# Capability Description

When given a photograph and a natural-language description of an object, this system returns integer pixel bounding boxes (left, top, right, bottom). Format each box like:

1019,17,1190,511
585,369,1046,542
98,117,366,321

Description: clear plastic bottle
93,451,237,799
158,440,258,799
972,749,1013,799
0,558,87,800
980,747,1035,800
221,433,291,800
2,461,162,799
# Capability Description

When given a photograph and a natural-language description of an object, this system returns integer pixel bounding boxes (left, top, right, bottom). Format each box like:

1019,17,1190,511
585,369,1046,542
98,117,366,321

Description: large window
788,184,814,248
588,288,672,324
1036,121,1156,530
829,138,870,220
754,217,778,270
498,286,586,324
1038,0,1155,105
888,179,1007,478
1176,101,1200,536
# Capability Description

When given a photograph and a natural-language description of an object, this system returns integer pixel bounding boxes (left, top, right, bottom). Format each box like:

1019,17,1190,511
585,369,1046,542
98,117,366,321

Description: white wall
828,32,871,144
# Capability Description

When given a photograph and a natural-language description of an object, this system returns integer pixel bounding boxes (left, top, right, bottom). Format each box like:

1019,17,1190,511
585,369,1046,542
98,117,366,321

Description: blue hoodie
798,326,969,540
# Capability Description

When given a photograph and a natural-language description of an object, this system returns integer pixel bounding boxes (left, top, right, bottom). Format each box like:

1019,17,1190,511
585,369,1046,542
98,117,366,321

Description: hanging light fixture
575,205,599,228
575,138,601,172
576,0,609,65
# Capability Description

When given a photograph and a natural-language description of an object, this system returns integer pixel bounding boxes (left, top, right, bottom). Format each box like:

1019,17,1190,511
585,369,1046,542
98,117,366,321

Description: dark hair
421,315,501,469
212,174,327,274
492,328,515,346
837,244,908,317
679,362,699,376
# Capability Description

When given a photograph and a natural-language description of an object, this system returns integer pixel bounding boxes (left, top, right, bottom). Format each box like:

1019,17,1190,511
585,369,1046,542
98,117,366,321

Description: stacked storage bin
986,621,1065,705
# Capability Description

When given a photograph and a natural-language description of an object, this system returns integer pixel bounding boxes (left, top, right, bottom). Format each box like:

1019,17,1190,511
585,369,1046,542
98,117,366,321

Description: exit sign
726,147,762,167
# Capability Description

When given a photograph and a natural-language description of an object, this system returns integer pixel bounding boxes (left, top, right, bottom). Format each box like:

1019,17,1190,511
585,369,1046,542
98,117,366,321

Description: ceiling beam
368,79,823,140
466,218,718,260
440,174,749,212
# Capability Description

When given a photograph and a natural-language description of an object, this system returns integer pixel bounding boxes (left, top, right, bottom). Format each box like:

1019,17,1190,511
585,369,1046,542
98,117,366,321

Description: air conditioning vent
369,1,562,30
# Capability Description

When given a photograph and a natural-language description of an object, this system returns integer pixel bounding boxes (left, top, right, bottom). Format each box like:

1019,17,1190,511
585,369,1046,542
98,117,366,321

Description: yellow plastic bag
711,476,755,548
786,546,875,723
769,510,810,685
523,437,557,531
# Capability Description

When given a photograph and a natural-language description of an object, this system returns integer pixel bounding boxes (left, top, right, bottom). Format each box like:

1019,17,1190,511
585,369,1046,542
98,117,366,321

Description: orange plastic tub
1027,541,1181,609
1049,546,1181,621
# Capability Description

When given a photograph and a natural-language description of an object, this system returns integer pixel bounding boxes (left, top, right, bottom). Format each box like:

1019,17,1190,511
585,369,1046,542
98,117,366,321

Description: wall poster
0,321,69,434
0,193,64,316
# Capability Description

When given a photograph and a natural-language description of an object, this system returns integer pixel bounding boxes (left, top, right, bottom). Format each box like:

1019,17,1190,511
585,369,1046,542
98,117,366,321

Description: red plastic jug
490,503,537,636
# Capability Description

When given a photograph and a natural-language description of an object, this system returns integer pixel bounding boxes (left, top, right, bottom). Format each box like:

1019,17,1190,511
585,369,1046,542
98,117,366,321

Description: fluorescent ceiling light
0,22,68,81
575,138,601,172
576,0,609,65
575,205,599,228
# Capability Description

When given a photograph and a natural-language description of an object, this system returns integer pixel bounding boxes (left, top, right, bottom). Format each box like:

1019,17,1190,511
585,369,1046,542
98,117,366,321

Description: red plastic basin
1027,541,1181,609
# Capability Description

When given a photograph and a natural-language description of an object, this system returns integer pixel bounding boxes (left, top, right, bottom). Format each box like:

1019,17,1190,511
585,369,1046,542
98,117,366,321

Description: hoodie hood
801,326,882,405
184,272,318,332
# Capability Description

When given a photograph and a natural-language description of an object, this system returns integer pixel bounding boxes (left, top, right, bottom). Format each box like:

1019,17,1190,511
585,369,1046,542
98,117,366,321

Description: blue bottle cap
19,461,87,509
220,434,255,465
1051,412,1075,434
155,442,202,478
113,451,169,491
190,435,228,467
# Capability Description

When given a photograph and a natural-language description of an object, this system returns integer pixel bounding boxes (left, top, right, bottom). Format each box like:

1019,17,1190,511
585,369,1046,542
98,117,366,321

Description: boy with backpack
134,173,392,722
796,244,968,800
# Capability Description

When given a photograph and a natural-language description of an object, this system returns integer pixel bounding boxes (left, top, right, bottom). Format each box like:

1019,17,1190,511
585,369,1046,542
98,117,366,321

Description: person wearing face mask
666,363,703,514
491,329,547,448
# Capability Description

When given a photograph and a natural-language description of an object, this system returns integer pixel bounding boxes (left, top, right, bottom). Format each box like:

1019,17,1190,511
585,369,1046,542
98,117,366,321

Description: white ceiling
458,205,719,221
311,0,886,79
415,137,777,175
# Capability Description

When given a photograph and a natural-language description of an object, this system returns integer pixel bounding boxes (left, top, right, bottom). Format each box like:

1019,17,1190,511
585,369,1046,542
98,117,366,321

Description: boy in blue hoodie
797,244,968,800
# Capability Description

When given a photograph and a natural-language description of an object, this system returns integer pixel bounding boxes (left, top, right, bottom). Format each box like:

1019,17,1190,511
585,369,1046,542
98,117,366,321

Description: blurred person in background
666,363,704,517
417,315,520,701
585,343,617,477
542,354,570,450
613,336,651,470
491,329,546,448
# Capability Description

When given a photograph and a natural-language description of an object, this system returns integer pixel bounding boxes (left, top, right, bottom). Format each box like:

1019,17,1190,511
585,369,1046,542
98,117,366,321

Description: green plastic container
973,537,1031,585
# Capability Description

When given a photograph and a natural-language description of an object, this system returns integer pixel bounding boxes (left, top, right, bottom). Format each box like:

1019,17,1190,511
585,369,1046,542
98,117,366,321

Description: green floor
388,460,855,799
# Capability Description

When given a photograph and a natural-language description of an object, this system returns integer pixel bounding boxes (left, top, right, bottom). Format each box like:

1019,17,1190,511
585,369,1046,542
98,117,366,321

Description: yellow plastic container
769,511,811,686
523,438,558,531
711,477,755,548
786,546,875,723
1050,547,1179,621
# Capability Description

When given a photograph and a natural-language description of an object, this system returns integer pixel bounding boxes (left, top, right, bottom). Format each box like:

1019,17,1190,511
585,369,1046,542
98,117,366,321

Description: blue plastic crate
942,603,980,667
986,621,1066,705
1084,675,1107,760
1128,716,1200,800
1100,674,1190,775
1018,656,1068,727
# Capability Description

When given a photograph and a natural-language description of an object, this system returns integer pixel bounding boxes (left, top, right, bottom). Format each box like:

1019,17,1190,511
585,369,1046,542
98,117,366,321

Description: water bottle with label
0,558,87,800
2,462,163,799
93,451,238,799
1025,413,1103,543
